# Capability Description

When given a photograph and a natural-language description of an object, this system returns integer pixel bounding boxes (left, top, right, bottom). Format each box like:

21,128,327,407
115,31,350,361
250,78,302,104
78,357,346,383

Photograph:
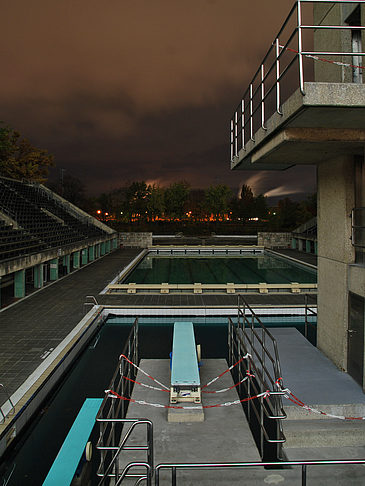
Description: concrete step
283,419,365,448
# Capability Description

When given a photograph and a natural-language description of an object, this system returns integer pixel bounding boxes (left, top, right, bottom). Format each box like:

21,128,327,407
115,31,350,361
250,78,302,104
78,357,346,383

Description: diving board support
43,398,103,486
170,322,201,404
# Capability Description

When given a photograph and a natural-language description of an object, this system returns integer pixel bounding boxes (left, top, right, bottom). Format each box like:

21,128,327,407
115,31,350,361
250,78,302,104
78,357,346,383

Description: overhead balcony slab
231,82,365,171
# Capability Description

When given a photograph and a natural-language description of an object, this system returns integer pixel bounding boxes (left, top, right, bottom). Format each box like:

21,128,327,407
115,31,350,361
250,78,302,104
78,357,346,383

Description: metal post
234,111,238,156
261,64,267,129
230,119,234,161
297,0,305,95
172,466,177,486
241,99,245,149
249,83,254,141
304,294,308,339
302,464,307,486
275,38,283,114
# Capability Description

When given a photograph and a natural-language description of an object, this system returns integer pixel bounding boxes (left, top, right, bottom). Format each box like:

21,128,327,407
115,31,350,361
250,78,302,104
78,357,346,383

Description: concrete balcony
231,81,365,171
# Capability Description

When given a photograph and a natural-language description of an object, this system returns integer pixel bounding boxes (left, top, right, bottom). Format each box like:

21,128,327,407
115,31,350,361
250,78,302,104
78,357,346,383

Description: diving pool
122,253,317,285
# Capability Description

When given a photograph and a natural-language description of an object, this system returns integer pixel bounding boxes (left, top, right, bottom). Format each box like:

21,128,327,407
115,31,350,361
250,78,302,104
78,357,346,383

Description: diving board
43,398,103,486
170,322,201,403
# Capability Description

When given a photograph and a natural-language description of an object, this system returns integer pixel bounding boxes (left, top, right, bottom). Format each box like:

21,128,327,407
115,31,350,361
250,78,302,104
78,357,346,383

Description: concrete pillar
106,240,111,253
73,251,80,269
81,248,88,265
298,239,303,252
63,254,71,274
291,238,297,250
317,155,355,371
101,242,106,256
112,238,117,249
50,258,58,281
89,245,95,261
305,240,311,253
34,264,44,289
14,269,25,298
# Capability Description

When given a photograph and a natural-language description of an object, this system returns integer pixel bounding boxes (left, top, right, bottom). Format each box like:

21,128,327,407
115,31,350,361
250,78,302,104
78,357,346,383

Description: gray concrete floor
0,248,140,405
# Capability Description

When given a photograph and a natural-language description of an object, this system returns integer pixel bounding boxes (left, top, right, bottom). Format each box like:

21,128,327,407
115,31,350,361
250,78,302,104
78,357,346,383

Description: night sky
1,0,316,198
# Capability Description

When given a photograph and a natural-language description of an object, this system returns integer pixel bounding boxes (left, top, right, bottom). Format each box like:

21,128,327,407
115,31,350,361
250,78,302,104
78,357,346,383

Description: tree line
0,123,316,231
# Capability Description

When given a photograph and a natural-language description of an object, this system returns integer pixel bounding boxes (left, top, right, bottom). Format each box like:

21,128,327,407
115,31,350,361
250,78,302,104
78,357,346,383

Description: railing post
230,119,234,161
261,64,267,130
249,83,254,141
304,294,308,339
297,0,305,95
234,110,238,156
241,99,245,150
302,464,307,486
275,38,283,115
172,466,177,486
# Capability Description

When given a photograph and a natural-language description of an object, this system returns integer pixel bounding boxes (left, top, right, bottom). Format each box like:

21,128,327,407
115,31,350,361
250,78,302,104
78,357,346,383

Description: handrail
96,419,153,485
154,459,365,485
304,293,317,339
228,296,287,459
96,317,144,483
230,0,365,160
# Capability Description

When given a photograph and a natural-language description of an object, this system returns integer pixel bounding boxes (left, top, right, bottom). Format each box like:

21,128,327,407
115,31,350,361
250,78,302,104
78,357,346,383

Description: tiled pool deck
0,247,315,410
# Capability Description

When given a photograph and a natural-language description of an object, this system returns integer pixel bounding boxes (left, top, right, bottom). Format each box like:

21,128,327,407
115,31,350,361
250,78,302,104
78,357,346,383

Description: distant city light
97,210,101,214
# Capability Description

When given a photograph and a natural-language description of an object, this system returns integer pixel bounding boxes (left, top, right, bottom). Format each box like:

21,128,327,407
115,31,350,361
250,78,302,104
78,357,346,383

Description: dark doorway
348,292,365,386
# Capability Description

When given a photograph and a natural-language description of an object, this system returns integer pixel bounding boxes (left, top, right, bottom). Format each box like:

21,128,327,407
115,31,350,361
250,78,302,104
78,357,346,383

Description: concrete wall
317,155,356,370
257,232,292,249
313,3,364,83
120,232,152,248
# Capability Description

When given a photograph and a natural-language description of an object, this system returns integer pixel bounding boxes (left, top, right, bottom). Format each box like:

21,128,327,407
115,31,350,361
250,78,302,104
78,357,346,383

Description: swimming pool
122,253,316,285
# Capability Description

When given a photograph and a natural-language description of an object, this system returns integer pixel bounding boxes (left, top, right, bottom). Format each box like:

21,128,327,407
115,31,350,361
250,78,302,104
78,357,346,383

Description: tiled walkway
0,247,316,408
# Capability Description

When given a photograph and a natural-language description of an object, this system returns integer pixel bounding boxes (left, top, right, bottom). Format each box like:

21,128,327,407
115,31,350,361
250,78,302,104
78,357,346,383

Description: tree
147,184,165,220
126,181,150,221
204,184,232,220
164,181,190,220
0,124,54,182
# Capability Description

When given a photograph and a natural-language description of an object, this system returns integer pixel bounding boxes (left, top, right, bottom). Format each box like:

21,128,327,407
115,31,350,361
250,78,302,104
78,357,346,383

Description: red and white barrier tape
123,375,169,393
119,354,169,390
274,378,365,421
201,353,252,389
104,388,270,409
279,45,364,71
203,370,255,394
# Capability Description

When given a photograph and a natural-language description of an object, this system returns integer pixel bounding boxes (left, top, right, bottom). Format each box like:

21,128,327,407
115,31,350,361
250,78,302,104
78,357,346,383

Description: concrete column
298,239,303,252
291,238,297,250
50,258,58,281
34,264,44,289
73,251,80,269
81,248,88,265
306,240,311,253
112,238,117,249
63,254,71,274
14,269,25,298
89,246,95,261
101,242,106,256
317,156,356,370
106,240,111,253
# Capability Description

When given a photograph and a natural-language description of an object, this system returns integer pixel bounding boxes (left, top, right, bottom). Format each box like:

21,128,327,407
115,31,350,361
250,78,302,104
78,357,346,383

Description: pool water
0,314,316,485
123,254,317,284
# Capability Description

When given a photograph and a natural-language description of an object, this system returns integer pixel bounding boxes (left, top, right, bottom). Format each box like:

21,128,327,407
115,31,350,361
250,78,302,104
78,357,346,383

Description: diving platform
170,322,201,404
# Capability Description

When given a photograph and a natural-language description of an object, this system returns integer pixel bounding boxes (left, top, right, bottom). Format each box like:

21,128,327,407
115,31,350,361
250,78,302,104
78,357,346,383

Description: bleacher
0,177,110,262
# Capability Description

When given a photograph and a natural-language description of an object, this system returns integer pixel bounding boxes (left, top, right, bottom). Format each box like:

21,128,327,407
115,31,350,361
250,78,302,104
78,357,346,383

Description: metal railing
228,296,287,460
230,0,365,160
154,459,365,486
0,383,15,424
304,293,317,340
96,317,152,484
351,207,365,249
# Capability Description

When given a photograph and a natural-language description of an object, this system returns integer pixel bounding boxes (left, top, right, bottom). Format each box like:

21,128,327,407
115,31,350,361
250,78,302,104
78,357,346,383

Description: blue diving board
171,322,200,387
43,398,103,486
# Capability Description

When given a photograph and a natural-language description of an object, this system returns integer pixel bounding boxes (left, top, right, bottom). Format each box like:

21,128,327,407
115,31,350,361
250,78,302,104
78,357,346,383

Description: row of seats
0,177,110,262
